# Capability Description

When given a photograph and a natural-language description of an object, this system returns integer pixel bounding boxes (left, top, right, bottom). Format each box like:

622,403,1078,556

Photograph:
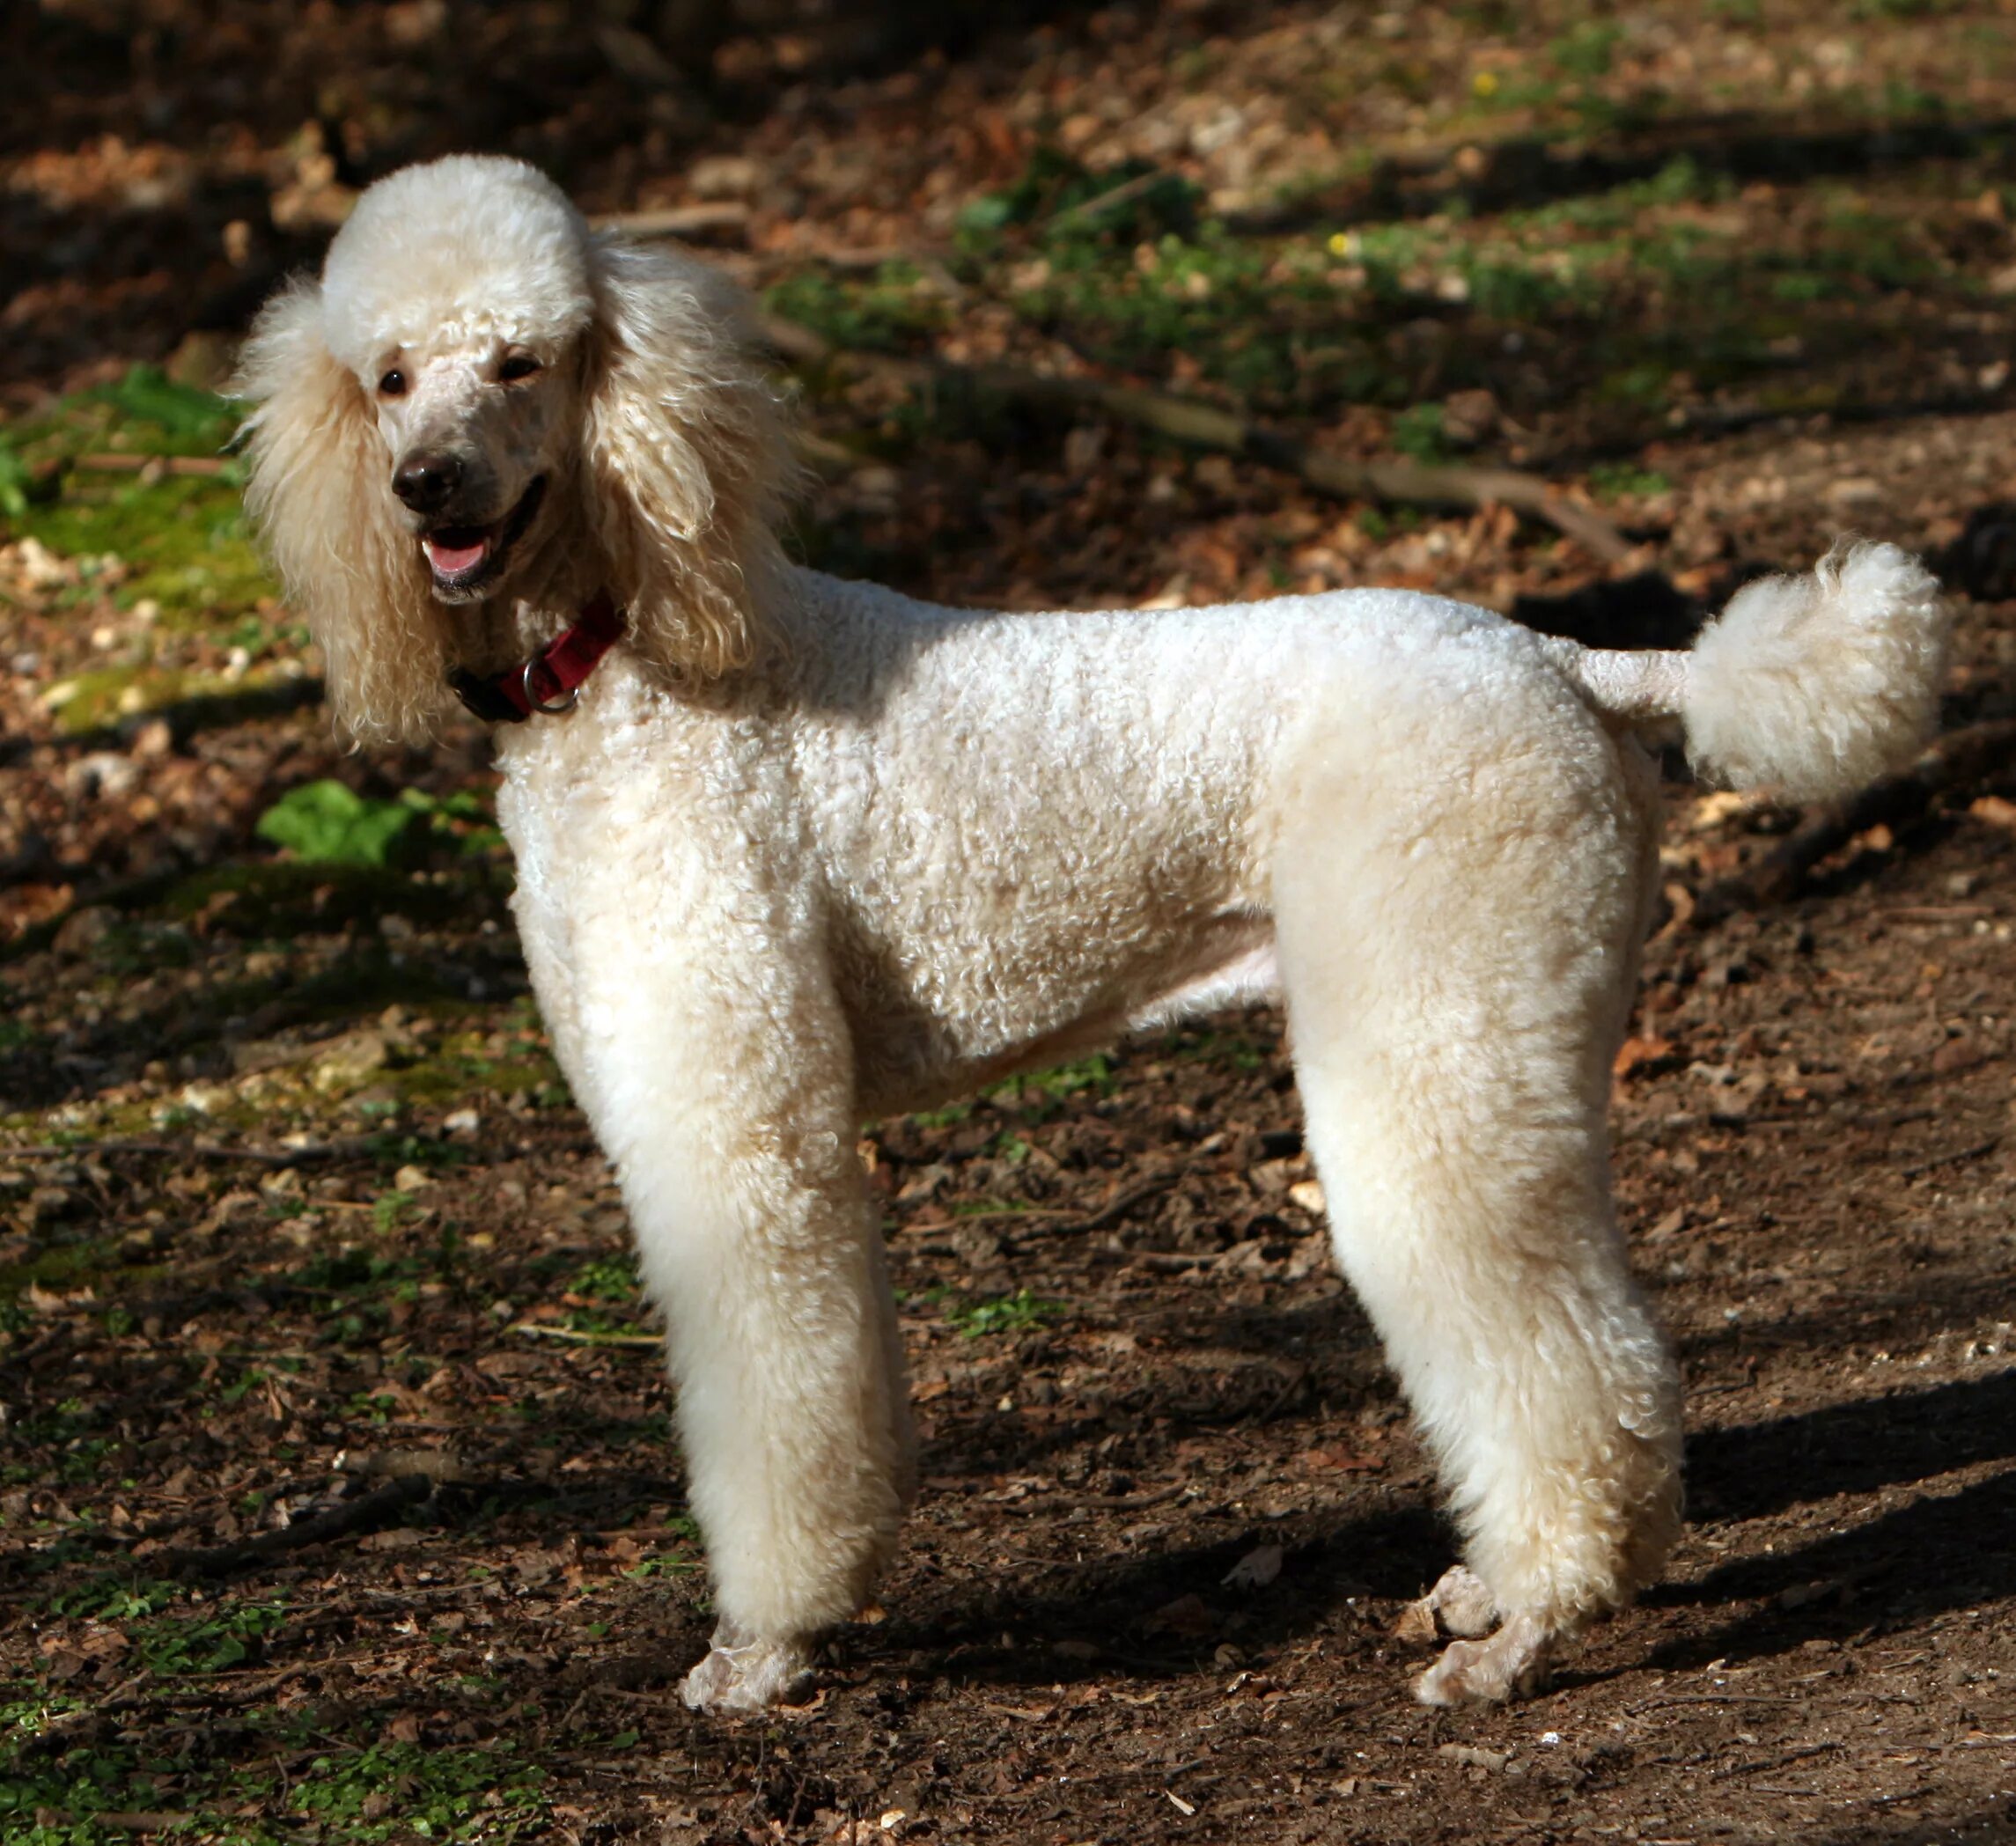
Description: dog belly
848,916,1277,1115
1129,937,1279,1028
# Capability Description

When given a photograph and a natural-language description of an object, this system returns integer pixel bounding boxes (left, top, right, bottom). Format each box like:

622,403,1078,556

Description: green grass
0,1689,552,1845
763,261,949,355
790,143,1965,445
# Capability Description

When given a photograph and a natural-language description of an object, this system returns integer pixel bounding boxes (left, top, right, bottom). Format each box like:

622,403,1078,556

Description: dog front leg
624,1087,909,1713
524,923,912,1712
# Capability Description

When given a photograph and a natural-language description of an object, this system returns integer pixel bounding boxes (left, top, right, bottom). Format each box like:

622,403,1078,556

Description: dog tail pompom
1681,540,1948,804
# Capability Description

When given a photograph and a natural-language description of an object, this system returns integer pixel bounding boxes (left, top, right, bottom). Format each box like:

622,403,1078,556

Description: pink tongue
424,536,488,575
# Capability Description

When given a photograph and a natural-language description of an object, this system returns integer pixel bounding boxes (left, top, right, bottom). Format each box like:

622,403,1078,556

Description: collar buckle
446,592,626,725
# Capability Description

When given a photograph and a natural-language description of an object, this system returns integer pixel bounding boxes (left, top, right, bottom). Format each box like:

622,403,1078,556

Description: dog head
236,154,792,742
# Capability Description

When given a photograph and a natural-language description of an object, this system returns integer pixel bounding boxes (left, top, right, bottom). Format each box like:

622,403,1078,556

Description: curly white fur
1682,541,1948,801
237,154,1953,1715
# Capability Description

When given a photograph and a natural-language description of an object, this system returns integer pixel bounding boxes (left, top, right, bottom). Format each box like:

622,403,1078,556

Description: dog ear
584,239,795,681
235,279,452,744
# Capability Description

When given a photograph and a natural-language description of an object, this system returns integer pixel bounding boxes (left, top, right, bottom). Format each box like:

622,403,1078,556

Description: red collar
448,592,627,724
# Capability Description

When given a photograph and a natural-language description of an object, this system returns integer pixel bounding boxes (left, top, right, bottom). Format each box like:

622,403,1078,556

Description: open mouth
420,475,547,592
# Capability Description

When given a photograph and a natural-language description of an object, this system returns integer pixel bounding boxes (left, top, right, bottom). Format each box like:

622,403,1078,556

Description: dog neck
447,589,628,724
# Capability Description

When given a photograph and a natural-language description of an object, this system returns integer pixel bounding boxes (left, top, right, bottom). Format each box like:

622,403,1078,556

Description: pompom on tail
1681,540,1948,804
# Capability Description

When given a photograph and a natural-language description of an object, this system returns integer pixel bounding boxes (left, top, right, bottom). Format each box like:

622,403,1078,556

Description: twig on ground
0,1138,356,1166
1899,1136,2002,1180
1691,719,2016,927
757,313,1632,561
511,1322,662,1348
163,1474,437,1577
72,452,233,479
1051,1169,1181,1237
592,202,750,243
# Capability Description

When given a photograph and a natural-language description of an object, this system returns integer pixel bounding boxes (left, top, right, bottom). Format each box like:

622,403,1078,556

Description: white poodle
237,154,1950,1713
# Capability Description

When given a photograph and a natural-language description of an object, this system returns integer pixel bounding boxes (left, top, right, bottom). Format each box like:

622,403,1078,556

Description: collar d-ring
521,658,580,715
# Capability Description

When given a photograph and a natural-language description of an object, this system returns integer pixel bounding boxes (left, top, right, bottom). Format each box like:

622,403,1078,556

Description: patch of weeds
957,145,1198,248
39,661,219,737
346,1389,401,1426
289,1739,548,1842
364,1130,469,1173
906,1100,974,1129
129,1597,288,1675
255,781,420,868
1550,20,1622,80
1,365,272,625
989,1054,1117,1125
1588,461,1672,500
1598,362,1674,408
1171,1026,1268,1071
570,1254,640,1304
290,1244,425,1297
1012,222,1393,412
1390,402,1450,462
561,1252,648,1335
219,1365,270,1405
622,1513,704,1579
43,1576,180,1622
765,261,947,355
1014,1055,1115,1106
1850,0,1958,17
0,1235,143,1310
255,782,503,870
943,1288,1063,1339
948,1197,1037,1219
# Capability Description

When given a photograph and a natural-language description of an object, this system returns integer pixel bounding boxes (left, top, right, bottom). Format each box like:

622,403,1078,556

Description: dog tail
1546,540,1949,804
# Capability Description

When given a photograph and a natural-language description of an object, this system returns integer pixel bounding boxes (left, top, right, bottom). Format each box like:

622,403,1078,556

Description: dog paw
1414,1614,1552,1706
679,1626,814,1713
1425,1564,1498,1639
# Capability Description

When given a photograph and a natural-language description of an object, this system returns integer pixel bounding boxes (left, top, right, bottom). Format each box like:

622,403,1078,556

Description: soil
4,4,2016,1844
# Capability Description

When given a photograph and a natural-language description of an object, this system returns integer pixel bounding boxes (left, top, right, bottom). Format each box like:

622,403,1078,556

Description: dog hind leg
1273,684,1680,1703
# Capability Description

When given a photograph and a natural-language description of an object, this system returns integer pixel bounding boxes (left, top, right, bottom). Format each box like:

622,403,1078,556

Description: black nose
392,452,463,514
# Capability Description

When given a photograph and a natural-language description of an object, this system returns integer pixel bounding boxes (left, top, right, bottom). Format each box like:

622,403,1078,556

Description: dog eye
498,352,541,383
379,368,408,397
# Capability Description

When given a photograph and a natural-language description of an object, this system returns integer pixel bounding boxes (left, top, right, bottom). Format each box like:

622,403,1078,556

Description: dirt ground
5,4,2016,1843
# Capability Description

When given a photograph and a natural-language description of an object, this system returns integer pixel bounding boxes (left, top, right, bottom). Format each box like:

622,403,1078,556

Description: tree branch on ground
164,1473,439,1578
758,313,1633,563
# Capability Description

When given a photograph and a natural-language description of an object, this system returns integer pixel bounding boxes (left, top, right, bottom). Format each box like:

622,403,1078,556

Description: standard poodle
237,154,1951,1713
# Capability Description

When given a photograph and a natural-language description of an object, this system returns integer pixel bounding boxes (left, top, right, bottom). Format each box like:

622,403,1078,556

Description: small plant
1391,403,1451,462
943,1289,1063,1339
255,782,498,867
289,1739,548,1839
130,1596,288,1675
570,1254,641,1304
1551,20,1622,78
1587,462,1673,501
256,780,418,867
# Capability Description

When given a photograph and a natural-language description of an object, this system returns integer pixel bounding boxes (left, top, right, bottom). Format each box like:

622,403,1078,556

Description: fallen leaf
1614,1033,1674,1080
1222,1542,1284,1589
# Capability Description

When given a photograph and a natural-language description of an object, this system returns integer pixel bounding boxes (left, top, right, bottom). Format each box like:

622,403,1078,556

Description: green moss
1,364,274,628
0,1237,167,1307
21,475,272,626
